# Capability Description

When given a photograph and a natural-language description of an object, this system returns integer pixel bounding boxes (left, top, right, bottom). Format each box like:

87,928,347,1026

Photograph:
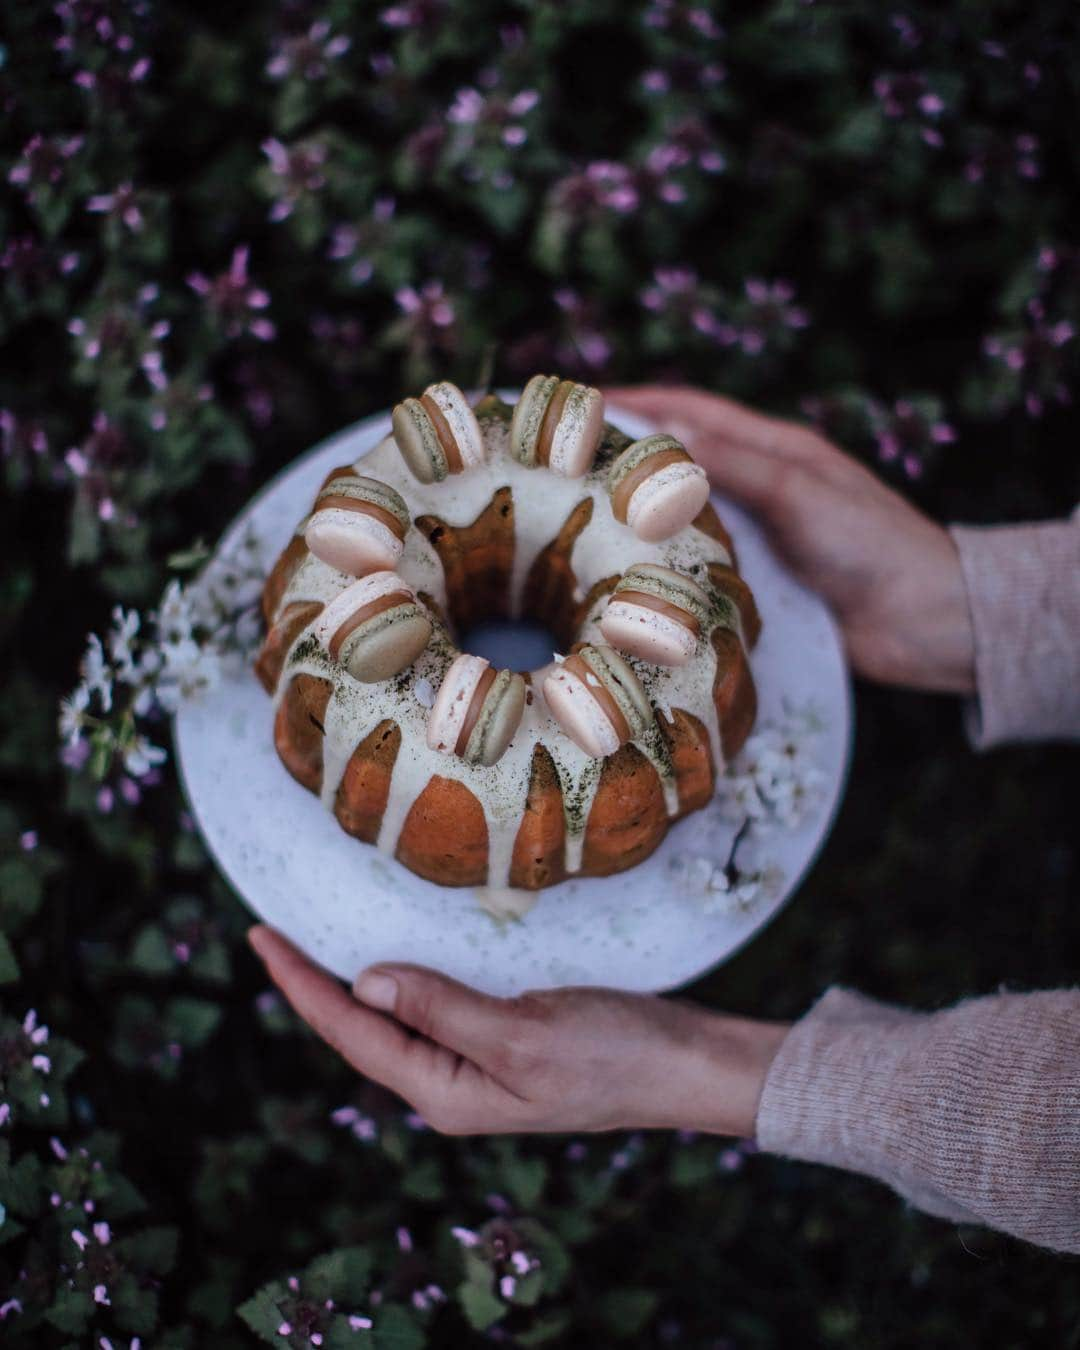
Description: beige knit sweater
755,518,1080,1254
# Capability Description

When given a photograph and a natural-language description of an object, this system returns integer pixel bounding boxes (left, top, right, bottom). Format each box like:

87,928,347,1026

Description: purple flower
8,133,84,201
266,21,350,80
1,409,50,473
867,397,955,479
86,182,144,232
261,138,328,221
381,0,445,30
964,130,1041,184
66,411,132,522
188,246,275,341
982,296,1075,418
394,280,456,341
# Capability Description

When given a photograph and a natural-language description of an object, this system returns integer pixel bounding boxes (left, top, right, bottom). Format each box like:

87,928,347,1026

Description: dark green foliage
2,0,1078,1346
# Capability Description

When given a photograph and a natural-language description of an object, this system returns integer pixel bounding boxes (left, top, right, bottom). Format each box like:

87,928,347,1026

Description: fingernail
353,970,398,1012
247,925,270,960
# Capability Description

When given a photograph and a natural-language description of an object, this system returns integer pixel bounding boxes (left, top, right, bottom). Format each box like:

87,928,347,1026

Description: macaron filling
561,652,631,744
419,392,465,474
609,589,700,636
611,447,692,522
455,664,497,755
625,461,709,539
313,495,407,541
535,380,573,468
328,590,416,661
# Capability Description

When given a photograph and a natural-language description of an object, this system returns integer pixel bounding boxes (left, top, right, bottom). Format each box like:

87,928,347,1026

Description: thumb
353,962,514,1061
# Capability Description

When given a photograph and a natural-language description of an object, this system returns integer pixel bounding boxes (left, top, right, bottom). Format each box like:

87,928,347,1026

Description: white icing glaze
271,405,742,889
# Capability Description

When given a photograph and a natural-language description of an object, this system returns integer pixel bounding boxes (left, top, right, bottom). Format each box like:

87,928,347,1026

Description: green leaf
0,1148,43,1215
458,1281,507,1332
400,1155,445,1202
0,858,43,931
237,1283,288,1346
129,924,176,976
304,1246,373,1304
515,1309,573,1346
166,996,223,1047
117,1224,179,1275
597,1287,660,1338
45,1285,93,1336
0,930,20,983
371,1303,427,1349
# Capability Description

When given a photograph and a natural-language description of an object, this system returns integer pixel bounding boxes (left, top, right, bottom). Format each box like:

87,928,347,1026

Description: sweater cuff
755,985,1080,1250
754,988,978,1226
949,518,1080,749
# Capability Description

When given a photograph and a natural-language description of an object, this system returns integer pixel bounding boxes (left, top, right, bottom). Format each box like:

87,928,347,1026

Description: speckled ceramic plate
174,399,853,995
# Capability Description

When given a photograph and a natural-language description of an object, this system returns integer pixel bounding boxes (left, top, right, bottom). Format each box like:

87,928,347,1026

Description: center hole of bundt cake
459,618,561,674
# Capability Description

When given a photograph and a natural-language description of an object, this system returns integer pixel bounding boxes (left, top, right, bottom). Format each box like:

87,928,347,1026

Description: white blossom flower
108,606,141,681
122,735,167,777
80,634,113,711
59,683,91,745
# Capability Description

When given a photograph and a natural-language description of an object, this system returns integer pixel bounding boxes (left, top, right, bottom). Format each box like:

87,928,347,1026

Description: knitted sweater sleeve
948,515,1080,748
754,986,1080,1252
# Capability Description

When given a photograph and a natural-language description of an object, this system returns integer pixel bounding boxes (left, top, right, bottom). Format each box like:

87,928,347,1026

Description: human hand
606,385,976,693
248,925,789,1138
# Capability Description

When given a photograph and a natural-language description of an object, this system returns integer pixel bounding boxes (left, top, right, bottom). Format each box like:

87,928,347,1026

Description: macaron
304,473,411,577
607,433,710,542
600,563,712,667
391,381,485,484
313,571,432,683
509,374,604,477
427,653,526,767
542,644,653,759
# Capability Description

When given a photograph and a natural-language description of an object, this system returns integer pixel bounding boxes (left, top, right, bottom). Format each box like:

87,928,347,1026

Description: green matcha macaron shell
607,432,711,541
391,380,485,484
426,653,527,767
313,571,433,684
509,374,605,477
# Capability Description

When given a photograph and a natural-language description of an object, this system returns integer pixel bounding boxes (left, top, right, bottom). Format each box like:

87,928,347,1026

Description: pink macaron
542,644,653,759
304,473,411,577
427,653,526,766
607,433,710,542
313,570,432,683
599,563,712,667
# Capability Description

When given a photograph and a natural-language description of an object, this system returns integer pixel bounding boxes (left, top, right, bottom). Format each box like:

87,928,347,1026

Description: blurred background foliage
1,0,1078,1345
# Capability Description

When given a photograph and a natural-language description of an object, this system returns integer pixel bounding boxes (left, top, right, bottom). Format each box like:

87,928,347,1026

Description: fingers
604,384,839,470
247,925,452,1106
353,961,523,1073
691,437,796,515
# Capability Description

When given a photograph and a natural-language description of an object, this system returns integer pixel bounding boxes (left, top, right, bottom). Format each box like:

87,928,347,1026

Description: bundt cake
254,380,760,892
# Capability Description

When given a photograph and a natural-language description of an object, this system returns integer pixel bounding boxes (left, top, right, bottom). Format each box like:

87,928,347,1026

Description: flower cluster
188,246,275,343
58,530,264,807
719,709,829,833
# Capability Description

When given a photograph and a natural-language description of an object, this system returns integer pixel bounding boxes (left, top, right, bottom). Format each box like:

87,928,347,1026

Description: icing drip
272,403,743,889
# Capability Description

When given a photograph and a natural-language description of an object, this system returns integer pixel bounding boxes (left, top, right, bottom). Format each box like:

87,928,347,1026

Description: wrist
646,1004,791,1137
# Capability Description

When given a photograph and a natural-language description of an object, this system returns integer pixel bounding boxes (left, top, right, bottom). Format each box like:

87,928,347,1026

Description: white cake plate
174,399,853,995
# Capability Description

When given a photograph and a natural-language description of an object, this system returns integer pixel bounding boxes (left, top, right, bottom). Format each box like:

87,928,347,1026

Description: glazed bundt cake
255,380,760,892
